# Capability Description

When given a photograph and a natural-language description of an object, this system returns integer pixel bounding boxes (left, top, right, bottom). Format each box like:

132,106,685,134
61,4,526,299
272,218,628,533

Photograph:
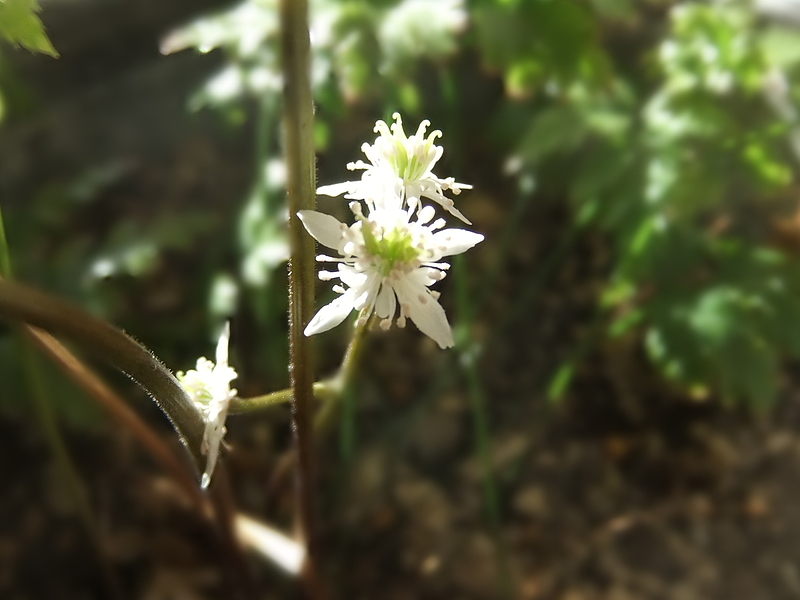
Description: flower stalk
279,0,320,577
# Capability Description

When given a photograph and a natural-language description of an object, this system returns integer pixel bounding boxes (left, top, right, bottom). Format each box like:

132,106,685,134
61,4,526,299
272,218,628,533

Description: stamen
418,205,436,225
349,202,364,218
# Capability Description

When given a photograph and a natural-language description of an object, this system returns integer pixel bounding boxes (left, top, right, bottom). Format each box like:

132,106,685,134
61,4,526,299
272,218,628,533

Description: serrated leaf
0,0,58,57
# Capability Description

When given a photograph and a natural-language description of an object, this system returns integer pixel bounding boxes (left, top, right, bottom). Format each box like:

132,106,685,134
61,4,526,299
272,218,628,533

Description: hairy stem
26,329,209,514
280,0,319,576
229,381,333,414
0,278,206,467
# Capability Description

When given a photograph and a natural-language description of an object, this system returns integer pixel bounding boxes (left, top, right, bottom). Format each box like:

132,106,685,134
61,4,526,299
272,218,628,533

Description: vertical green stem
0,208,122,599
279,0,319,576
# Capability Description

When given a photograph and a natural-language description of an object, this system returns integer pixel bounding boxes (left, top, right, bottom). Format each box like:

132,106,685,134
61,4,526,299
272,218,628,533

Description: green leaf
0,0,58,57
760,25,800,68
518,106,588,164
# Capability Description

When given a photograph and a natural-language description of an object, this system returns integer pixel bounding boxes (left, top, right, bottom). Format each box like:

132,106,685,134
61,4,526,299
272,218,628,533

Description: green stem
314,315,369,433
0,209,123,600
229,381,333,414
230,316,369,418
255,317,370,507
279,0,319,573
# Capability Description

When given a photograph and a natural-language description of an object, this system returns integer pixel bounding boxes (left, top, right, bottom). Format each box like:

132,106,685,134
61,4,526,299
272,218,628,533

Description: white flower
298,201,483,349
177,322,237,489
317,113,473,223
379,0,468,68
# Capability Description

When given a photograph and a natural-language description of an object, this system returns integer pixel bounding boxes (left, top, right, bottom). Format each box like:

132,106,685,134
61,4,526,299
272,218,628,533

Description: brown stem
280,0,318,582
265,318,370,503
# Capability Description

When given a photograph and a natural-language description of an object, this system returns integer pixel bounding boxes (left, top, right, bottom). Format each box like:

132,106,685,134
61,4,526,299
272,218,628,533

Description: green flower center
363,223,420,276
386,136,435,183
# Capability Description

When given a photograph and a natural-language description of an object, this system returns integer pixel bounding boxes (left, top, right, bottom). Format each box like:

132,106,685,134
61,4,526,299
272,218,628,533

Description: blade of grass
454,256,514,599
0,208,123,599
440,67,514,599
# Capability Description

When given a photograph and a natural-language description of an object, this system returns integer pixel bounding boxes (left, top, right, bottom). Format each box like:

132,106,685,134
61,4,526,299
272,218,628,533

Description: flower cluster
302,113,483,349
177,322,237,489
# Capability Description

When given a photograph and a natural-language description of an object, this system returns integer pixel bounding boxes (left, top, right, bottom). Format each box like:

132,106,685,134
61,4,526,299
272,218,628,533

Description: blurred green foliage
471,0,800,406
163,0,800,406
6,0,800,422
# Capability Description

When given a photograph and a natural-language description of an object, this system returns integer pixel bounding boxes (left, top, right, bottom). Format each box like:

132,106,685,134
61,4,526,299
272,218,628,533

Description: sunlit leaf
0,0,57,56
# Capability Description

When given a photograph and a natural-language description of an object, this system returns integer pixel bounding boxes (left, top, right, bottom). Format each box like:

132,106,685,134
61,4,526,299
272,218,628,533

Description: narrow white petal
395,278,454,349
304,291,356,336
317,181,358,197
375,282,397,319
419,188,472,224
297,210,345,250
201,416,226,489
215,321,230,366
432,229,484,257
442,203,472,224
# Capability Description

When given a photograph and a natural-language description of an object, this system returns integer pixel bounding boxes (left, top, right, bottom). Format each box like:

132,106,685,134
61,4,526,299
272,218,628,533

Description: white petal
441,203,471,224
395,277,454,349
338,266,368,289
432,229,484,257
375,282,397,319
215,321,230,366
201,417,226,489
297,210,345,250
304,291,356,336
418,188,472,224
316,181,358,197
353,273,381,312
